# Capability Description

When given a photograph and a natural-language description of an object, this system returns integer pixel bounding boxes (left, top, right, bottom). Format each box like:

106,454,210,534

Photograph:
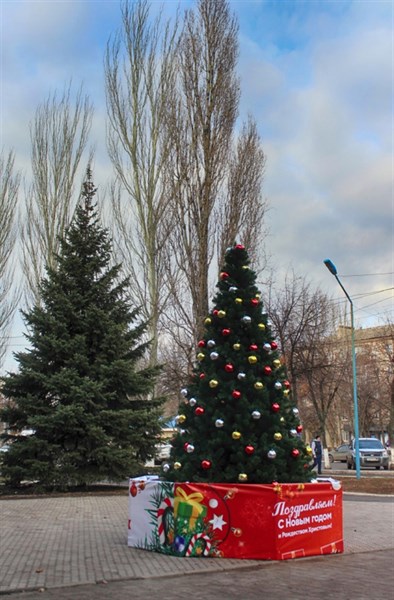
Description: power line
341,272,394,278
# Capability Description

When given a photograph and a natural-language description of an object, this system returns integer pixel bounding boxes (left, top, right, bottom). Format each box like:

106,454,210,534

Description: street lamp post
324,259,361,479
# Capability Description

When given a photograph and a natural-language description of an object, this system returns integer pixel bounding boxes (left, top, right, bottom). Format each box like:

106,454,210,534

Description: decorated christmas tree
163,244,313,484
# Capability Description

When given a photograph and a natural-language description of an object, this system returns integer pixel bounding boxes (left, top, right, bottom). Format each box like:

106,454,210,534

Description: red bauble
235,244,245,250
199,373,206,379
213,309,219,316
195,406,205,416
249,344,258,351
263,366,272,375
296,425,303,433
130,482,138,497
284,380,291,389
224,363,234,373
201,459,212,470
250,298,259,307
220,272,229,280
245,445,255,455
270,341,278,350
183,442,190,451
271,402,280,412
291,448,300,457
197,340,206,348
222,328,231,336
232,390,241,400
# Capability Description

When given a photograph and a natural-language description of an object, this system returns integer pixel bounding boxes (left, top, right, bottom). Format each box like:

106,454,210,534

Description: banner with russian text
127,478,343,560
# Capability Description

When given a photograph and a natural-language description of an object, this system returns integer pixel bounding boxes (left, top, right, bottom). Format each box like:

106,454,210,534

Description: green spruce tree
0,170,162,489
164,244,313,484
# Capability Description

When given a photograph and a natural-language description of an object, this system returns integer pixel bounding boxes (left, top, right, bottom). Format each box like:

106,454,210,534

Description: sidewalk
0,492,393,595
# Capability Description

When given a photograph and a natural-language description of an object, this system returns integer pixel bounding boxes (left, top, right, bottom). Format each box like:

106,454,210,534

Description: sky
1,0,393,370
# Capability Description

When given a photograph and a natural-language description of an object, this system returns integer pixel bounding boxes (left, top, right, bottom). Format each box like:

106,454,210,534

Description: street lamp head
324,258,337,276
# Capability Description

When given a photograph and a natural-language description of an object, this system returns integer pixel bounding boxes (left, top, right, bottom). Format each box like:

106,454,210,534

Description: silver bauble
251,410,261,420
162,463,170,472
189,397,197,406
242,315,252,324
292,407,299,416
263,343,272,352
229,286,238,292
274,381,283,390
237,372,246,381
207,339,216,348
210,351,219,360
180,388,188,397
215,418,224,428
267,449,277,459
290,429,298,437
186,444,195,453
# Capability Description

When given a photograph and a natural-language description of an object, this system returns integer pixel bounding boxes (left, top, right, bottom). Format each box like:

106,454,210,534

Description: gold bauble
204,317,211,325
233,343,241,350
209,379,219,388
274,432,283,441
283,389,290,396
235,297,243,305
238,473,248,482
254,382,264,390
279,416,285,423
306,445,313,455
232,431,242,440
177,414,187,424
258,323,266,331
248,355,258,364
217,310,226,318
174,462,182,470
273,359,281,368
197,352,205,361
242,266,249,270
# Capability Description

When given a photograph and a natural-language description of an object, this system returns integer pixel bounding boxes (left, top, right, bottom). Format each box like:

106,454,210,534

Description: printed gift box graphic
128,478,343,560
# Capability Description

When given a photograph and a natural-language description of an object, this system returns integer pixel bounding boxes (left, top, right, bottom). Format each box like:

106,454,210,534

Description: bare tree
21,84,93,304
0,151,20,367
105,0,179,367
164,0,267,365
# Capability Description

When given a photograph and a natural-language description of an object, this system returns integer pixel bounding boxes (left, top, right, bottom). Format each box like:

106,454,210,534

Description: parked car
328,444,350,463
346,438,389,470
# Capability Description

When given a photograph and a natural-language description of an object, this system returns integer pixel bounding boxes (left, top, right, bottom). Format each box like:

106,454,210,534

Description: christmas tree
164,244,313,484
0,170,162,489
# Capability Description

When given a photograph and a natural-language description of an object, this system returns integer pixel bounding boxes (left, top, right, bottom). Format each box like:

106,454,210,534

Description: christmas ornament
233,343,241,350
213,309,219,316
254,381,263,390
306,445,313,455
220,271,229,280
215,419,224,428
224,363,234,373
250,298,259,307
162,463,170,472
245,445,255,455
289,429,297,437
232,431,242,440
284,380,291,388
201,459,212,470
241,315,252,324
291,449,300,457
280,416,285,423
189,397,197,406
258,323,266,331
197,340,206,348
195,406,205,416
197,352,205,361
210,351,219,360
283,389,290,396
267,449,277,459
271,403,280,412
251,410,261,419
249,343,258,351
207,339,216,348
273,359,281,368
263,366,272,376
292,407,299,416
271,341,278,350
209,379,219,388
235,297,243,305
274,381,282,390
296,425,303,433
229,286,238,292
177,414,187,423
242,265,249,270
222,328,231,336
238,473,248,482
217,310,226,318
204,317,212,325
232,390,241,399
248,355,258,364
199,373,205,379
235,244,245,250
237,372,246,381
174,461,182,469
274,432,282,441
186,444,195,453
183,442,190,451
180,388,188,397
263,343,272,352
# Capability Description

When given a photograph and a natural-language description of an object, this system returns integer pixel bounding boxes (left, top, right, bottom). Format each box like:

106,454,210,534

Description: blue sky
1,0,393,369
